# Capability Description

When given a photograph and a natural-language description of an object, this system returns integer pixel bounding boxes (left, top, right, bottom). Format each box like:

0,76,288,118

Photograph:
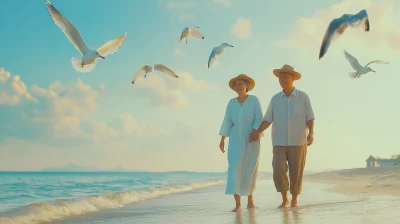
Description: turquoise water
0,171,271,223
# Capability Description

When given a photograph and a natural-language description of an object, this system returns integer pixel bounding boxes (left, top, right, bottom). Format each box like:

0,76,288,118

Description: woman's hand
249,129,260,143
219,140,225,153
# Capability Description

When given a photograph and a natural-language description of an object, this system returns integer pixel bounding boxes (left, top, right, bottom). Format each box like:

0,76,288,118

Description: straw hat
273,64,301,80
229,74,255,92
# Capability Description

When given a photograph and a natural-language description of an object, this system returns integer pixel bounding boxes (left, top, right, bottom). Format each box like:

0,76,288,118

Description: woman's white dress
219,95,263,196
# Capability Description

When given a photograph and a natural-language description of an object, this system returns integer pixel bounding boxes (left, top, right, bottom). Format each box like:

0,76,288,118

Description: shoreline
304,166,400,197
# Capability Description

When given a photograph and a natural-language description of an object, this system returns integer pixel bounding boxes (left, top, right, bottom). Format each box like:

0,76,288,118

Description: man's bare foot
247,203,255,209
278,200,289,208
291,200,298,207
232,206,242,212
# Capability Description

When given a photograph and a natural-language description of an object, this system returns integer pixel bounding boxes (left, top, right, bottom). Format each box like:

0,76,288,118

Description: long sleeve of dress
252,97,263,130
219,100,233,137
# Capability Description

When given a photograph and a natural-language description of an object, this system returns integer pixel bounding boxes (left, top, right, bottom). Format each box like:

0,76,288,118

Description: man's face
278,73,294,89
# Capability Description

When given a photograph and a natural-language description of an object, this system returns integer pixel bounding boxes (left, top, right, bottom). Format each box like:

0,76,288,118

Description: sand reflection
233,208,257,224
281,207,302,224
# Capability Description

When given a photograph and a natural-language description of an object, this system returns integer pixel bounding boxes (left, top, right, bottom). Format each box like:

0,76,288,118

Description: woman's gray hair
235,79,250,92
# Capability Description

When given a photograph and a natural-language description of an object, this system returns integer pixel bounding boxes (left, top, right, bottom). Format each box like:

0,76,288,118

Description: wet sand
304,166,400,197
53,179,400,224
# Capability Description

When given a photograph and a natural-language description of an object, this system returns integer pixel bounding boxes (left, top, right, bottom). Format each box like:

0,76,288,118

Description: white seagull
179,27,204,44
132,64,179,84
208,43,234,69
319,9,370,59
46,0,127,73
344,50,388,78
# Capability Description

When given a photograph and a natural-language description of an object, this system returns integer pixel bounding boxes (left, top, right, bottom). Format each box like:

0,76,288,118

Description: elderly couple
219,64,315,212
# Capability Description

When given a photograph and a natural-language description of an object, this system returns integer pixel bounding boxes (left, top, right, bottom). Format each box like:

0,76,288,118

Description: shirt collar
280,88,297,97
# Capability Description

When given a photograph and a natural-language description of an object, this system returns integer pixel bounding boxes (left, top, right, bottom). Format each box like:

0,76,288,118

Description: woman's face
234,80,247,95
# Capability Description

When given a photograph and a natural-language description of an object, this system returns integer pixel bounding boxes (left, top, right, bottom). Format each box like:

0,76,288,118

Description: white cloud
0,67,225,172
0,68,37,105
0,67,171,148
214,0,231,6
263,0,400,172
167,1,196,9
179,13,195,21
108,113,169,138
230,17,253,39
163,1,196,22
174,48,187,57
133,71,219,109
28,79,104,138
0,68,11,82
0,67,107,141
273,0,400,56
0,121,223,172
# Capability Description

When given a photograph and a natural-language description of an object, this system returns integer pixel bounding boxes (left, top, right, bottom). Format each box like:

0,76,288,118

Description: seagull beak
229,45,234,47
100,55,105,59
373,70,376,73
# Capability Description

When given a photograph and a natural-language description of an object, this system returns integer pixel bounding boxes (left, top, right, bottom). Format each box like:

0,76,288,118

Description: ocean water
3,172,400,224
0,171,270,224
50,180,400,224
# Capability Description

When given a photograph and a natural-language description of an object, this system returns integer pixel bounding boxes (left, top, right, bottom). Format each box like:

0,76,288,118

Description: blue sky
1,0,399,172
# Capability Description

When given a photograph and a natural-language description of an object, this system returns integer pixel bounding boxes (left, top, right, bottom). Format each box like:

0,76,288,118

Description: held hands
307,133,314,146
249,129,260,143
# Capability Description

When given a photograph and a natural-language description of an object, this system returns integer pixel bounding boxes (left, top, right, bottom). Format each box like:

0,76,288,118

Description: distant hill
41,163,101,172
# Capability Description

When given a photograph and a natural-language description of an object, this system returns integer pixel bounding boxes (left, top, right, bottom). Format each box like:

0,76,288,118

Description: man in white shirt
249,64,315,208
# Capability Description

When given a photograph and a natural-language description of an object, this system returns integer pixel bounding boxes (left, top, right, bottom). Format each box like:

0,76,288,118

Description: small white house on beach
366,154,400,168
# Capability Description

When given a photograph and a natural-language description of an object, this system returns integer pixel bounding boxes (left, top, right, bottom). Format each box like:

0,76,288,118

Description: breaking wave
0,180,224,224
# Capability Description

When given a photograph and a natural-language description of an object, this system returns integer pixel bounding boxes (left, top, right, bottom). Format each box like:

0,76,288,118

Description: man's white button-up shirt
263,88,315,146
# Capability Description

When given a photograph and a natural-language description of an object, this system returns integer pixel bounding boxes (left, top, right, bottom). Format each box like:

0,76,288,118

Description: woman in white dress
219,74,263,212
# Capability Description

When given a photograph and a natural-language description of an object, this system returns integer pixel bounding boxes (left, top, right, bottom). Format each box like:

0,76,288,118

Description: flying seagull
179,27,204,44
208,43,234,69
46,0,127,73
132,64,179,84
344,50,388,78
319,9,370,59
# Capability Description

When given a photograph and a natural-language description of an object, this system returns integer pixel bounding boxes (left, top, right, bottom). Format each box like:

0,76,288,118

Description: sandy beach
3,168,400,224
304,166,400,196
50,179,400,224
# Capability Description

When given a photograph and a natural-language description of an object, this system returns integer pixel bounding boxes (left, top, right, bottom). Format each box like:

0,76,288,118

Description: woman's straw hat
229,74,255,91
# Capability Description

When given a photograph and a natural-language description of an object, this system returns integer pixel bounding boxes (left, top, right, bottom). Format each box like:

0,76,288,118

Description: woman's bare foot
232,206,242,212
247,195,255,209
247,203,255,209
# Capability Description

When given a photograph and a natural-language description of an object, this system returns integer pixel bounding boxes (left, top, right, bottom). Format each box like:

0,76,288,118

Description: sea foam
0,180,225,224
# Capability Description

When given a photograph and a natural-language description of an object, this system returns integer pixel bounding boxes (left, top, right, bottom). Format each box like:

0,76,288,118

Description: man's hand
306,133,314,146
249,129,260,143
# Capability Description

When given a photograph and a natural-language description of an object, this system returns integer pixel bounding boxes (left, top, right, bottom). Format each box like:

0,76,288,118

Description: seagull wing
208,48,218,69
319,9,369,59
98,32,127,57
344,50,362,70
365,60,389,67
350,9,370,31
46,0,90,55
132,65,145,84
189,27,205,39
319,18,347,59
154,64,179,78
